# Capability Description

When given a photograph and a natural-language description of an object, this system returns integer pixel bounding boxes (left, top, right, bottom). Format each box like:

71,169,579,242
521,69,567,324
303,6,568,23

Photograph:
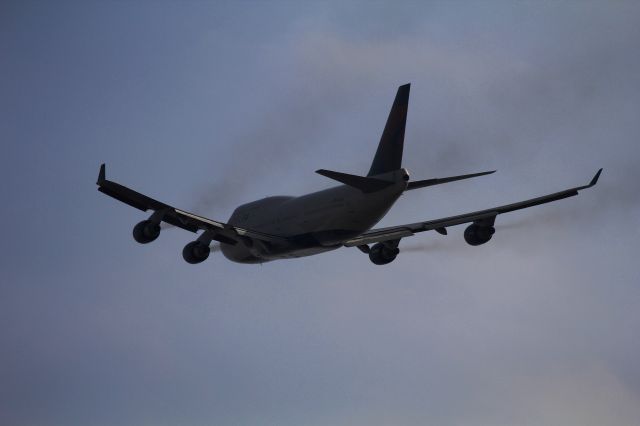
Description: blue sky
2,1,640,425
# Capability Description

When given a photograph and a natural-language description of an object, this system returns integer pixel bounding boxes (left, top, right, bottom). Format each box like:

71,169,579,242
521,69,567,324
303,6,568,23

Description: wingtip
589,168,603,187
97,163,106,185
473,170,496,178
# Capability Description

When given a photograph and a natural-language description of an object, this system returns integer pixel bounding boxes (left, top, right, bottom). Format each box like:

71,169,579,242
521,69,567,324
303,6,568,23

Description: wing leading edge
344,169,602,247
96,164,288,245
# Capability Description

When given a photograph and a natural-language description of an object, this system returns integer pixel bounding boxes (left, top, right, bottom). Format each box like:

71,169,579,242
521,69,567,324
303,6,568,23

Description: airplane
97,83,601,265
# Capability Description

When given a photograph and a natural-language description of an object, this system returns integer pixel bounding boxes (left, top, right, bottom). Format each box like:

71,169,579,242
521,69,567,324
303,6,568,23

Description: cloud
3,2,640,426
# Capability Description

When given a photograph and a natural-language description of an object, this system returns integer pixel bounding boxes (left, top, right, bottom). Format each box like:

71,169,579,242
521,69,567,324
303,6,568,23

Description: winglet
588,168,602,187
97,163,106,185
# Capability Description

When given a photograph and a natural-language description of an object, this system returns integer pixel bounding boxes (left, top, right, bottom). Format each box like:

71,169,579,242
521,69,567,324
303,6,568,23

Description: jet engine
369,242,400,265
133,220,160,244
182,241,210,264
463,224,495,246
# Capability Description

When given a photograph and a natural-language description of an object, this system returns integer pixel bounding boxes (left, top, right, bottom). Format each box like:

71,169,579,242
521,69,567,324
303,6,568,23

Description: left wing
344,169,602,247
96,164,288,245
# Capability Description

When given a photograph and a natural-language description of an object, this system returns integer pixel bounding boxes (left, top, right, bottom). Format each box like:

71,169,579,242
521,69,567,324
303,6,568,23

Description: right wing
344,169,602,247
96,164,289,245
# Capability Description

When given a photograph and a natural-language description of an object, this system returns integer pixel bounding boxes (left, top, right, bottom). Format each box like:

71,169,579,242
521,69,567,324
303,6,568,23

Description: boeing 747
97,84,601,265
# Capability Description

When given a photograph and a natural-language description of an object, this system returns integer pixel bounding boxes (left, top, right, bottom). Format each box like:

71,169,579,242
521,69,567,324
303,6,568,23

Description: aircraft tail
367,83,410,177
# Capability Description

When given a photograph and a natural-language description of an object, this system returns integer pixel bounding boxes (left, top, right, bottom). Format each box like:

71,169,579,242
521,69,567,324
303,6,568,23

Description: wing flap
344,228,414,247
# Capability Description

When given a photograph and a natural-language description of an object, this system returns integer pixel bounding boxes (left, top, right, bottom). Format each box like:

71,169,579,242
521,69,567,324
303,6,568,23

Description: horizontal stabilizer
316,169,394,193
407,170,495,190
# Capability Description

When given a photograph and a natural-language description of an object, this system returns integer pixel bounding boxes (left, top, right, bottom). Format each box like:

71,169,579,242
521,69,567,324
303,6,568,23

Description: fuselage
220,169,409,263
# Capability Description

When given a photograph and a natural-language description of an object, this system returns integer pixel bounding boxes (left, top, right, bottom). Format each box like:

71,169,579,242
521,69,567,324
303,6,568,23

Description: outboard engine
133,220,160,244
463,224,495,246
369,242,400,265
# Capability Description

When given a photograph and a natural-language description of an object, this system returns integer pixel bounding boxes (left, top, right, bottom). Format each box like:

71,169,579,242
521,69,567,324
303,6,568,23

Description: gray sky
2,1,640,425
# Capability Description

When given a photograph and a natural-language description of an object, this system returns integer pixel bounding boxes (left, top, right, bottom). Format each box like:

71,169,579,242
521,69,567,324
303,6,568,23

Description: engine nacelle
133,220,160,244
182,241,210,264
369,242,400,265
463,224,495,246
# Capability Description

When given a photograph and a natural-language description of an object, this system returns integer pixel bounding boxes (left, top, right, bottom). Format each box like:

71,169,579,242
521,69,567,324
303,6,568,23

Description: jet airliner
97,84,601,265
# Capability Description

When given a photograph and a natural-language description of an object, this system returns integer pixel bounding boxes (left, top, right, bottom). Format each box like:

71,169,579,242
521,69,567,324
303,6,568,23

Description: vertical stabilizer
367,83,410,176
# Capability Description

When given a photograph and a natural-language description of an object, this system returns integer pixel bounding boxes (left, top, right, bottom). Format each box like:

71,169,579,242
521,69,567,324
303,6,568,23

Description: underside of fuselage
219,240,341,264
